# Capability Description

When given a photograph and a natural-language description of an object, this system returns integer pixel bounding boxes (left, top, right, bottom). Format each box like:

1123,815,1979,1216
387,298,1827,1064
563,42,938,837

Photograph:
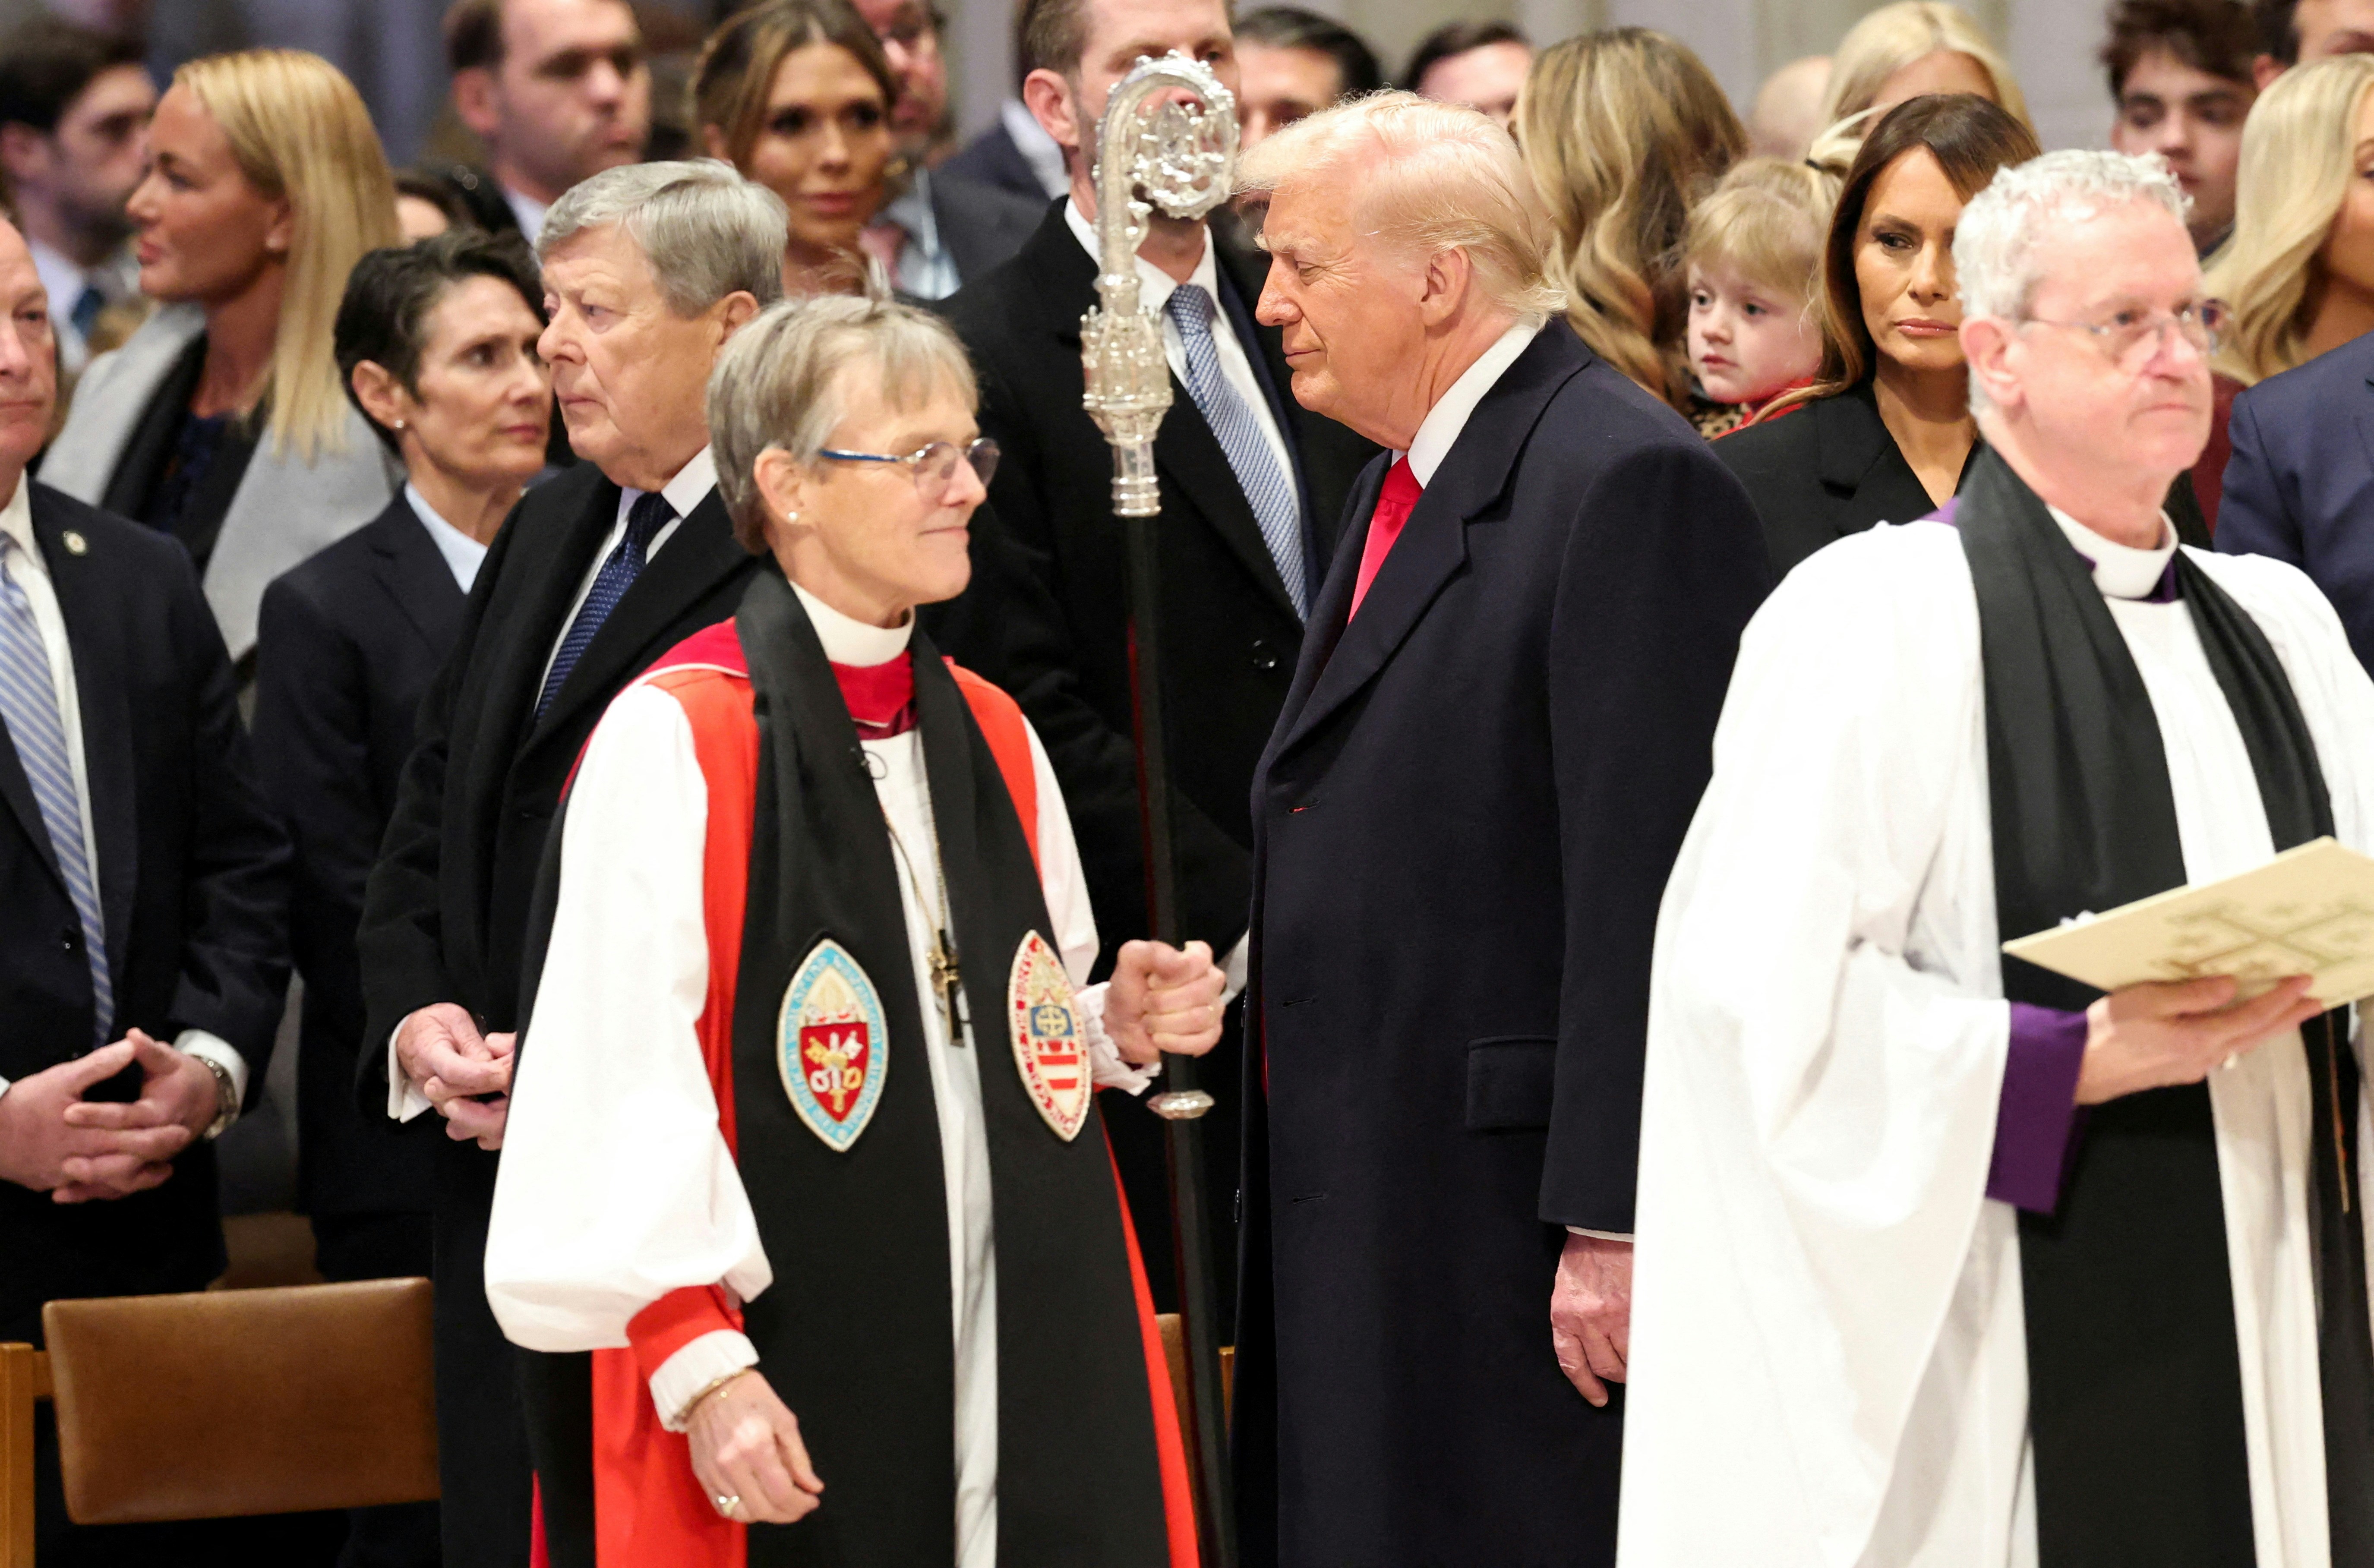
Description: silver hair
1954,150,2191,413
538,159,789,315
707,295,979,552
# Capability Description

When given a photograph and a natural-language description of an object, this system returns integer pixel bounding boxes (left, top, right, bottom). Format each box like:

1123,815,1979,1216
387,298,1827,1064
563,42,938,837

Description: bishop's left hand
1105,940,1225,1065
1551,1232,1632,1409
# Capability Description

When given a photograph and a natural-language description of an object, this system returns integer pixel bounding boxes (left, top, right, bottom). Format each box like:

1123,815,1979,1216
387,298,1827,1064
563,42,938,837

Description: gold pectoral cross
930,929,965,1044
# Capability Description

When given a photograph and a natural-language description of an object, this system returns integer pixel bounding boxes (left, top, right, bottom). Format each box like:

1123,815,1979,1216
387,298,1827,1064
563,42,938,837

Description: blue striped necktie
537,489,674,720
1165,284,1307,617
0,533,110,1041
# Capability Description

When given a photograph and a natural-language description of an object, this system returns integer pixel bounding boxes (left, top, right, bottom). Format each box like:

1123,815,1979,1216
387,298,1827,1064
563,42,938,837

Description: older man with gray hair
1232,92,1768,1568
1622,148,2374,1568
356,158,781,1568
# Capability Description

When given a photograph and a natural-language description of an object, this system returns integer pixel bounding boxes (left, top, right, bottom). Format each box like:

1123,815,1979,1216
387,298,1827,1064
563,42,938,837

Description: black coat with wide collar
252,495,464,1220
0,482,289,1341
1237,323,1771,1567
354,459,761,1568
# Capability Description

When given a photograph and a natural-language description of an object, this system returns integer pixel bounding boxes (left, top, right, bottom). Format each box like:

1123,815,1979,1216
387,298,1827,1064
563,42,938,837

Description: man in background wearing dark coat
356,161,777,1568
934,0,1376,1315
0,211,288,1564
1231,95,1769,1568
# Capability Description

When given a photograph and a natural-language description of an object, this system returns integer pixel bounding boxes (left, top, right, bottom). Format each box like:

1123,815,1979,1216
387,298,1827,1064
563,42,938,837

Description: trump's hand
1105,940,1226,1065
1551,1232,1632,1408
686,1370,824,1526
398,1004,515,1149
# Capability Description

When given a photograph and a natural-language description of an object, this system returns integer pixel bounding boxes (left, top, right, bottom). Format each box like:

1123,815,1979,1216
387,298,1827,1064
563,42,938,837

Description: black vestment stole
728,573,1169,1567
1958,449,2374,1567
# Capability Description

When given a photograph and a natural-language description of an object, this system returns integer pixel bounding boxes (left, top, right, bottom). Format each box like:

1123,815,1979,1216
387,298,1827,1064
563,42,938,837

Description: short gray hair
707,295,979,552
539,159,788,315
1954,149,2191,413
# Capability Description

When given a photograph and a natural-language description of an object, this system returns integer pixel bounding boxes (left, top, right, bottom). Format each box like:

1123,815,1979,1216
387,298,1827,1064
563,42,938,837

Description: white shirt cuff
388,1015,434,1123
176,1030,248,1132
1220,933,1248,1003
652,1329,761,1432
1566,1228,1634,1243
1078,981,1161,1095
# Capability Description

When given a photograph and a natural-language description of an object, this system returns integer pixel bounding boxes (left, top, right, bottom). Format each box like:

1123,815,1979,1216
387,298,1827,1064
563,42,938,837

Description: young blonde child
1683,156,1838,437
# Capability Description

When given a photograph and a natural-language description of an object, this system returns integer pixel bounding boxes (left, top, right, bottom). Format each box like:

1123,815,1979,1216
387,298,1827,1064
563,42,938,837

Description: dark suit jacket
1717,377,2213,580
0,483,288,1343
928,172,1045,286
429,164,524,237
942,121,1055,206
252,497,459,1219
1235,324,1770,1568
2216,331,2374,671
354,461,761,1567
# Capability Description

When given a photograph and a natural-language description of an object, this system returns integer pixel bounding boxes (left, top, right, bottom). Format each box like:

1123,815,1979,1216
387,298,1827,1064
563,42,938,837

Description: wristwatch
188,1051,238,1141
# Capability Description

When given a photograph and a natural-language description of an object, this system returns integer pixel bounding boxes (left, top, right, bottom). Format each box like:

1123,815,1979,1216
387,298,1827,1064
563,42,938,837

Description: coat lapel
368,499,467,657
480,470,620,768
1271,325,1585,761
525,487,749,749
36,495,136,968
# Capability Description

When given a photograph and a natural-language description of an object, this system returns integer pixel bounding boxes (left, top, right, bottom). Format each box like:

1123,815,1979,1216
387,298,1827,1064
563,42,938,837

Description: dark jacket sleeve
251,574,376,1051
1537,439,1772,1233
162,546,291,1094
2213,391,2302,566
354,499,516,1107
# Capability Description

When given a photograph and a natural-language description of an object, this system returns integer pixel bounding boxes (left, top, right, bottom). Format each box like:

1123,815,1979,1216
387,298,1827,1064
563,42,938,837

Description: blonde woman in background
691,0,898,297
2195,54,2374,524
41,49,399,669
1517,27,1745,409
1820,2,2030,133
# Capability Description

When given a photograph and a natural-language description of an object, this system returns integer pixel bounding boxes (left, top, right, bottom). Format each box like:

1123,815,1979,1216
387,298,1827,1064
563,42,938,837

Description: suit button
1250,639,1280,672
60,926,78,952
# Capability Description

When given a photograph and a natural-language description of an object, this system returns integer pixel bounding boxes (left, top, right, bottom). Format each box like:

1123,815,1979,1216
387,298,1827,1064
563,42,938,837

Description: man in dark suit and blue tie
2215,329,2374,670
1229,95,1768,1568
356,162,778,1568
933,0,1377,1312
0,210,289,1562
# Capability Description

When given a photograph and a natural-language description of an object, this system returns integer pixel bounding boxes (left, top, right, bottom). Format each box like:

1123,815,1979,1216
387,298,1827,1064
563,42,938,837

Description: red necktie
1349,457,1422,619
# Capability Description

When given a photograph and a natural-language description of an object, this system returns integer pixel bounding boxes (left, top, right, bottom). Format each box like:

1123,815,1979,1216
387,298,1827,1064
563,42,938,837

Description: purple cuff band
1987,1003,2091,1214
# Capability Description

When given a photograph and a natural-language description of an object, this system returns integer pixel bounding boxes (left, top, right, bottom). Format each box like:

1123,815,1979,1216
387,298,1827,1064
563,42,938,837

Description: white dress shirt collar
1404,321,1541,487
402,482,490,593
1003,98,1071,199
503,183,550,243
2047,504,2177,600
1063,196,1221,314
0,471,33,562
791,579,914,666
642,445,717,524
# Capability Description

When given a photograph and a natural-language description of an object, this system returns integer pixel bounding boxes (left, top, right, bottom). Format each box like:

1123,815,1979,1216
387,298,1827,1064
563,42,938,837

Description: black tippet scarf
1960,448,2374,1567
725,571,1169,1567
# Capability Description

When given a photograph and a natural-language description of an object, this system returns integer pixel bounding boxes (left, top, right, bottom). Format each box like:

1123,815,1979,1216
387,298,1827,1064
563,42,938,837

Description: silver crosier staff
1080,50,1240,1568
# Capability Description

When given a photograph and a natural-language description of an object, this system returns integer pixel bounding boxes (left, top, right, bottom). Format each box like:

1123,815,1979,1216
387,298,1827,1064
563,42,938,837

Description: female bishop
485,295,1218,1568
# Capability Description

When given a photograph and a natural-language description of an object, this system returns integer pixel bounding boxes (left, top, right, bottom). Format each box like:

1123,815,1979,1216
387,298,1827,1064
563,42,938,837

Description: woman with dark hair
691,0,898,295
1716,94,2039,576
251,227,550,1432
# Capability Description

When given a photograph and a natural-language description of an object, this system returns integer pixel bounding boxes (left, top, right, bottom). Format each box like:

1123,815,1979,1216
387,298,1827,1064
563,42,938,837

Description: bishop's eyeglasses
2017,299,2228,369
817,437,1001,501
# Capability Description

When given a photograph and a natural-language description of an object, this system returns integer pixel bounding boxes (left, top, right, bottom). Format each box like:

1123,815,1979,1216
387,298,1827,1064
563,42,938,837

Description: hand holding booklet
2002,837,2374,1007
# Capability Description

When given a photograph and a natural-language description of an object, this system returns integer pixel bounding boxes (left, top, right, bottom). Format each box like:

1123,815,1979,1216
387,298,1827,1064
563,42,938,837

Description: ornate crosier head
1079,51,1239,517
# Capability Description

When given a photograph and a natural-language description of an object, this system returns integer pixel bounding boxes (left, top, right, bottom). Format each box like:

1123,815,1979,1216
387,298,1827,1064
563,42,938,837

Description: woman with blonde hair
691,0,899,296
2188,54,2374,524
42,48,399,667
1516,26,1746,407
1821,2,2030,132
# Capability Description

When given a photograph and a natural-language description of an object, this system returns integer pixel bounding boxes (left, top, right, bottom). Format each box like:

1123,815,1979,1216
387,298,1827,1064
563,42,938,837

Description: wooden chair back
37,1278,437,1533
2,1342,51,1568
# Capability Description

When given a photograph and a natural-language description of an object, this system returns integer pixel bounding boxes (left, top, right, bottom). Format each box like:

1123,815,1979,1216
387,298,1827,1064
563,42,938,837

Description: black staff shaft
1120,503,1239,1568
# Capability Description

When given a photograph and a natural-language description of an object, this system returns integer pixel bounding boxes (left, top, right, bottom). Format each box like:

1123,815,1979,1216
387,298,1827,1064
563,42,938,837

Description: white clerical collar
2047,505,2178,601
1403,320,1541,487
792,579,914,666
1064,196,1219,316
403,483,489,593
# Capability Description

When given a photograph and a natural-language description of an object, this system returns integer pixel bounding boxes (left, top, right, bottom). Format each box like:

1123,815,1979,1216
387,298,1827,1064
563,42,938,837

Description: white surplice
485,584,1155,1568
1618,516,2374,1568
